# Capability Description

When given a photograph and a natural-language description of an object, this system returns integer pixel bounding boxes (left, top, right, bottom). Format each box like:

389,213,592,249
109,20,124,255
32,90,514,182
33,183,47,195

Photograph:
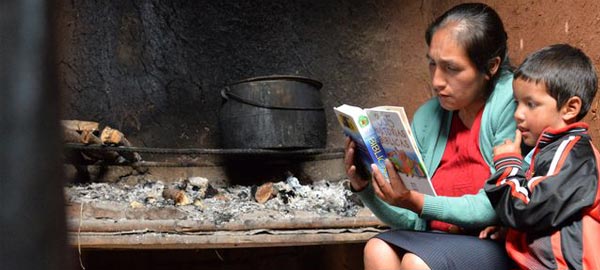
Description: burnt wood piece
253,182,274,203
162,186,191,206
61,120,100,132
62,126,120,162
61,120,101,145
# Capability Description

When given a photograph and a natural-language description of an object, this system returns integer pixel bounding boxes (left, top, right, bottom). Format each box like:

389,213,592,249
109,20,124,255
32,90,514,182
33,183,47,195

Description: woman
345,3,516,269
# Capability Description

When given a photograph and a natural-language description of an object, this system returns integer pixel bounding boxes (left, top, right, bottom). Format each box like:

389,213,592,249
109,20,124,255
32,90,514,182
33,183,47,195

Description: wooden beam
69,231,378,249
66,216,386,233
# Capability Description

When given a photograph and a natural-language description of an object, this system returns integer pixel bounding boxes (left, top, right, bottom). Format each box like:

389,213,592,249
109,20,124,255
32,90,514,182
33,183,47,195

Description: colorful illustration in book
358,115,369,128
338,115,358,132
387,149,426,177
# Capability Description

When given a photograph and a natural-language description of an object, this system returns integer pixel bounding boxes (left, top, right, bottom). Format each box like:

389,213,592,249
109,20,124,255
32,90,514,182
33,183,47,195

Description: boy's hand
371,159,423,213
493,129,522,157
478,226,507,241
344,137,369,191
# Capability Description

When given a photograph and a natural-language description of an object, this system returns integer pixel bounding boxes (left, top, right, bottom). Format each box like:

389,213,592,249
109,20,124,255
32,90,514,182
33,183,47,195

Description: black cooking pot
219,75,326,149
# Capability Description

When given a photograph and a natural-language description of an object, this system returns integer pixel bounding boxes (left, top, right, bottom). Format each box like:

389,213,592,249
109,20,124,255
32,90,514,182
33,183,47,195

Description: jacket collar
536,122,589,149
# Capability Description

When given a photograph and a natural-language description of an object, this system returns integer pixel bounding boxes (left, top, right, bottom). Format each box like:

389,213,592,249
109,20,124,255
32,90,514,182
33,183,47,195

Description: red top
429,109,490,233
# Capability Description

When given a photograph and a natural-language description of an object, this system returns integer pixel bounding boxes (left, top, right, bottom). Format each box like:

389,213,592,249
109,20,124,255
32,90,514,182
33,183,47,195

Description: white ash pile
64,175,364,225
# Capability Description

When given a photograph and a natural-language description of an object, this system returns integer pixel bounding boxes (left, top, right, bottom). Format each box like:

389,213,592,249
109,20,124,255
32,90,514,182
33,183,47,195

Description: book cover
366,106,436,196
333,104,389,180
334,104,436,196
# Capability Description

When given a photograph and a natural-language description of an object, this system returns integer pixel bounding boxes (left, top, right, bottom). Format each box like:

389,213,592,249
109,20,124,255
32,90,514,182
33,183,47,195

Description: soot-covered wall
56,0,599,149
56,0,431,149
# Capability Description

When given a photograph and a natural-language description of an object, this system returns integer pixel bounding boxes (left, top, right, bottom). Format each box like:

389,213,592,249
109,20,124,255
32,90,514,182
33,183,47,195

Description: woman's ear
561,96,582,122
485,57,502,80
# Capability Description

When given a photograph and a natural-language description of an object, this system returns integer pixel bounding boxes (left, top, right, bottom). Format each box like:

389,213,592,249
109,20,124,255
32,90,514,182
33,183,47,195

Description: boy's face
513,78,568,146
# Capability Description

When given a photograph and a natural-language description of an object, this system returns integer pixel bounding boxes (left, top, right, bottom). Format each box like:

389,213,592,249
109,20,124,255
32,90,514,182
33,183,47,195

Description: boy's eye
527,101,537,108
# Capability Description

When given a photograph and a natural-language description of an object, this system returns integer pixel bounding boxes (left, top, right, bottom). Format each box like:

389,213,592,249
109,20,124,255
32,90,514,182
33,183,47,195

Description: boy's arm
485,139,599,233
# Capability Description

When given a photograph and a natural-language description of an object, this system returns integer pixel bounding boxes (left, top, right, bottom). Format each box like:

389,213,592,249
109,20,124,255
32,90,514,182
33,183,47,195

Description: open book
334,104,436,196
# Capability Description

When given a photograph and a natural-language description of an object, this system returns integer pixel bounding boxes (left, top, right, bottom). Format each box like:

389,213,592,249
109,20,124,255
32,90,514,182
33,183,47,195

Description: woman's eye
446,65,459,72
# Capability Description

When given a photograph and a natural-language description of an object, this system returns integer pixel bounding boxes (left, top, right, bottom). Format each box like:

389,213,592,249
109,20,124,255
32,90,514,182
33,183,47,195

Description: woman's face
427,26,489,112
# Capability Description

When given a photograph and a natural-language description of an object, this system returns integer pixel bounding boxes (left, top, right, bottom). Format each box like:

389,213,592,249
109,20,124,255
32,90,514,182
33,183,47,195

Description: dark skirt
375,229,513,269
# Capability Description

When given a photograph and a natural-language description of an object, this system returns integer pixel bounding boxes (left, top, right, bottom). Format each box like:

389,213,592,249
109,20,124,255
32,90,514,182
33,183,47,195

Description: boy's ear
485,57,502,80
561,96,582,122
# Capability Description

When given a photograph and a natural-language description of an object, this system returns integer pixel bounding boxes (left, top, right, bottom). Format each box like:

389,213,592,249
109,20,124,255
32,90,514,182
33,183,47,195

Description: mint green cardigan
356,72,516,230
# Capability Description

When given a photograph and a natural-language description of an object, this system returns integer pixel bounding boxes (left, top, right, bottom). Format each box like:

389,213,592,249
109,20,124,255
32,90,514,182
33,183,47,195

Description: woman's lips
437,94,451,101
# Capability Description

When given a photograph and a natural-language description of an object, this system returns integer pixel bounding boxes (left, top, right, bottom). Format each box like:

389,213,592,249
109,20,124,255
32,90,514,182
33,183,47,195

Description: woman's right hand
344,137,369,191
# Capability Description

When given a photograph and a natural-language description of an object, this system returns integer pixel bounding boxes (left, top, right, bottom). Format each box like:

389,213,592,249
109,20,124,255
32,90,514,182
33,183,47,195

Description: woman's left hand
371,159,424,213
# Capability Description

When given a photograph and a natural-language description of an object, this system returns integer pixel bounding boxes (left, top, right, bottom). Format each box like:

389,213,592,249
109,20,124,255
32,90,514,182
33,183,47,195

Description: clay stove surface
65,177,386,249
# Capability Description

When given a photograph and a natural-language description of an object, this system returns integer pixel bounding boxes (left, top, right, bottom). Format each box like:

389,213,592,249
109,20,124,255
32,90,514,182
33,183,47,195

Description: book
333,104,436,196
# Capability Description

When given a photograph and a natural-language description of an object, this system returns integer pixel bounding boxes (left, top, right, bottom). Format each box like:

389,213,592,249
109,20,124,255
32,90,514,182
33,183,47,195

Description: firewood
61,120,102,145
61,120,99,133
81,131,103,145
100,126,142,162
63,128,84,144
100,126,124,145
63,126,120,162
253,182,274,204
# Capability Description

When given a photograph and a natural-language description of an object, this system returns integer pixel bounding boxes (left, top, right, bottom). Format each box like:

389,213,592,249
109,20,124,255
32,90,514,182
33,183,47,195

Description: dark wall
56,0,431,149
56,0,600,149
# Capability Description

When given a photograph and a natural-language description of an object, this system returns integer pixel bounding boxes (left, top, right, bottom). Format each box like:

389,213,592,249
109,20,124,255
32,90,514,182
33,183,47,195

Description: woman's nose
431,68,445,91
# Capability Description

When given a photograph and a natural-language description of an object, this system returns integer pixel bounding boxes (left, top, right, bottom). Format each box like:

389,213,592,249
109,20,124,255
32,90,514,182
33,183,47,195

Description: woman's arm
420,190,498,228
372,160,498,229
355,183,427,230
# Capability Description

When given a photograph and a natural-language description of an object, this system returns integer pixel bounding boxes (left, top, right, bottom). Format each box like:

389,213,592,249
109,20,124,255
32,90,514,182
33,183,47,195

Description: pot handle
220,87,324,111
220,87,230,100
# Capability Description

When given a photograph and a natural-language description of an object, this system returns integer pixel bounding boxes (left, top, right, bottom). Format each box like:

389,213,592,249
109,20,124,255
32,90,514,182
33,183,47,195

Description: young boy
484,44,600,270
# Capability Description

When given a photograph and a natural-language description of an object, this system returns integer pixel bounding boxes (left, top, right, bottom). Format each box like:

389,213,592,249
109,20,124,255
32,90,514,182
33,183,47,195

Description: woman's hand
371,159,424,214
344,137,369,191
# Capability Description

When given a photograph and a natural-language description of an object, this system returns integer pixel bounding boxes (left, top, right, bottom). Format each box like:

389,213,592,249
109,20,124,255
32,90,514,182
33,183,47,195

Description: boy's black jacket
485,122,600,270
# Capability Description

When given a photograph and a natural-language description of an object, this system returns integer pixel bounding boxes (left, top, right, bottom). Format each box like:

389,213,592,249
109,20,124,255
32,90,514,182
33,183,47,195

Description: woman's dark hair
515,44,598,121
426,3,511,96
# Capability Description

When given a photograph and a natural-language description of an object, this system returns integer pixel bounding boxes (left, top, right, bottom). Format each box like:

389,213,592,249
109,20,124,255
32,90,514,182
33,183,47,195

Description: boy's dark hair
514,44,598,121
426,3,512,97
